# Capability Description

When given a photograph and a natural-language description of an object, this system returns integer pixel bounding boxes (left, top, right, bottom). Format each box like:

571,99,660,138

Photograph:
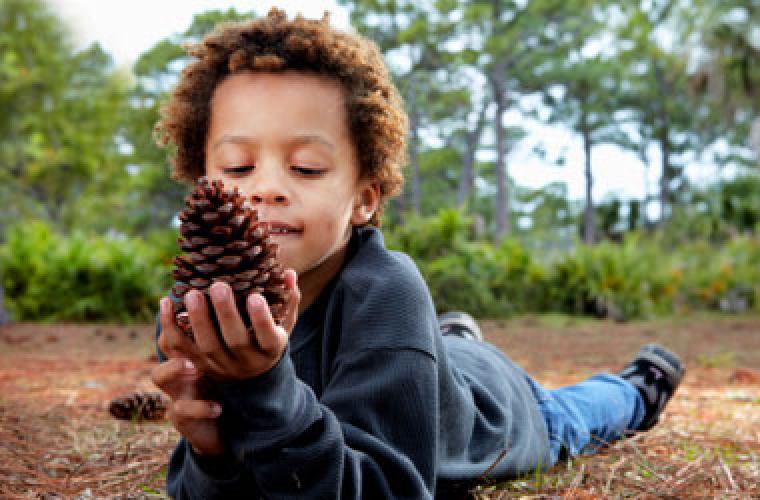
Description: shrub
545,234,672,319
3,213,757,322
0,221,171,322
386,210,545,317
675,236,760,312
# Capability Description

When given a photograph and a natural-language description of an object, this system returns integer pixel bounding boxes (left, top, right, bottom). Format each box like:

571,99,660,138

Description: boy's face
204,71,378,307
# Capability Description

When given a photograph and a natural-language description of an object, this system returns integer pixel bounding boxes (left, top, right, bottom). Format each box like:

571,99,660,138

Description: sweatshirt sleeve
164,256,443,499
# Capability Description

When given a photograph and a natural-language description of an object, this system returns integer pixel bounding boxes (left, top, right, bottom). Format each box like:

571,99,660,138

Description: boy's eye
292,166,325,176
223,166,254,175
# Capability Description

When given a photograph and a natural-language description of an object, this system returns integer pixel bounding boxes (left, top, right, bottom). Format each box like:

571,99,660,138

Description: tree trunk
456,104,488,206
582,117,595,245
750,116,760,167
654,63,671,226
490,0,510,239
659,126,670,224
490,69,510,239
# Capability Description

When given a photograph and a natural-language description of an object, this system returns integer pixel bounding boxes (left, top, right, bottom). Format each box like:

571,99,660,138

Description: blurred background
1,0,759,323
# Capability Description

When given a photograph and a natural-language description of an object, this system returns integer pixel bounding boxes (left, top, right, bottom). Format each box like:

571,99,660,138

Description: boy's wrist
215,347,314,431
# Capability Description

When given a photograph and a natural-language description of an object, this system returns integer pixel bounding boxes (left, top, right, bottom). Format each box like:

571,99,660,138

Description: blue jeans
525,374,646,465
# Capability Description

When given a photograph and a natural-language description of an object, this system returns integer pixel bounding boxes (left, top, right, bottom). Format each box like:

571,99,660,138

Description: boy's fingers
281,269,301,333
247,293,287,356
157,297,176,356
209,282,250,352
159,297,197,359
151,358,199,398
186,290,231,368
172,399,222,420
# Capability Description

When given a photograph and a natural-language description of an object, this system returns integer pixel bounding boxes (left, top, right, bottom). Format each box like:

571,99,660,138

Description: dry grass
0,405,173,498
474,430,759,498
0,314,758,498
0,324,175,498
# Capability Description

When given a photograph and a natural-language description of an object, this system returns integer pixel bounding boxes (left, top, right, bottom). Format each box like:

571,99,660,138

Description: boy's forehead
209,71,349,132
205,71,363,174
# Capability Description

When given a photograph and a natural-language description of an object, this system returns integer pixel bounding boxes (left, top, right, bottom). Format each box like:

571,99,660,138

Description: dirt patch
0,315,758,498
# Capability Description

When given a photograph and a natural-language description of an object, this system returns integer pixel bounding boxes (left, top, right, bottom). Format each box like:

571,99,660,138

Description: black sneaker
438,311,483,342
619,344,685,431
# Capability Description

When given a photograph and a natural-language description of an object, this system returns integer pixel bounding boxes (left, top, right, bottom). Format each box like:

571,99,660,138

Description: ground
0,314,758,499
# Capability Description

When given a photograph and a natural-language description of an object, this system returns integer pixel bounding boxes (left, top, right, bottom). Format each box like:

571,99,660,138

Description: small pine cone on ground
108,392,169,421
171,176,287,339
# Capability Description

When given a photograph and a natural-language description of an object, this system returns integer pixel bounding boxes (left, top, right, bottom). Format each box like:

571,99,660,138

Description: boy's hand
151,357,227,457
160,269,301,382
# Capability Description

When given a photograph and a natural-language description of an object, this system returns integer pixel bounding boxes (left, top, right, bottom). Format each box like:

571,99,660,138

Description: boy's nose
250,178,289,205
252,192,288,205
248,161,289,205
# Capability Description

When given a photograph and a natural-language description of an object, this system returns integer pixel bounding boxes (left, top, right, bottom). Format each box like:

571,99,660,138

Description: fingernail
249,294,265,308
183,359,196,373
160,297,168,314
187,291,200,309
211,403,222,417
210,282,228,302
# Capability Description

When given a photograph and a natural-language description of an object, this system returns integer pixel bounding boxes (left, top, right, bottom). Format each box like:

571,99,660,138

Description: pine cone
108,392,168,421
172,176,287,339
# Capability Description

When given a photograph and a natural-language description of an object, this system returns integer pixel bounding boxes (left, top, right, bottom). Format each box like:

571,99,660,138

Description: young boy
151,8,684,499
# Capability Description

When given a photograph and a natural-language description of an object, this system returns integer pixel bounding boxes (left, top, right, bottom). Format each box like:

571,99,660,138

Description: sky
46,0,723,208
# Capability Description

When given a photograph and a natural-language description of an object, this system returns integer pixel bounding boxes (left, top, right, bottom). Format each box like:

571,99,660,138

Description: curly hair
155,7,407,226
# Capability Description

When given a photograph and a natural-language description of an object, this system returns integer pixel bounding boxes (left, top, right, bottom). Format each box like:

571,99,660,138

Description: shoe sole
636,345,685,386
438,311,483,341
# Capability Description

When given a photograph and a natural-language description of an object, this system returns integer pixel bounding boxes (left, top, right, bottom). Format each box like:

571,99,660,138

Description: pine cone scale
202,246,225,257
171,177,287,339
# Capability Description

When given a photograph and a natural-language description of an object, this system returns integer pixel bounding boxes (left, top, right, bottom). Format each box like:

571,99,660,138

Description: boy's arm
165,270,442,499
165,437,256,498
154,314,254,498
155,307,263,497
216,343,437,499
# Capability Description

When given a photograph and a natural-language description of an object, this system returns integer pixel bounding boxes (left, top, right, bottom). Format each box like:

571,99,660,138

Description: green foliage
385,208,473,260
386,209,760,319
675,236,760,312
387,210,548,317
0,221,171,322
547,235,672,318
387,209,500,316
0,0,131,235
694,0,760,158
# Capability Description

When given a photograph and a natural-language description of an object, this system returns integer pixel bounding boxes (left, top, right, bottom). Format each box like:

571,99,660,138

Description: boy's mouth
267,222,302,236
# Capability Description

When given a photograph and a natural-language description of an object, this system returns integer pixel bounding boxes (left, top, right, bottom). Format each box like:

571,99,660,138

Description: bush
2,214,757,322
386,210,545,317
0,221,171,322
387,211,760,320
545,235,672,319
674,236,760,312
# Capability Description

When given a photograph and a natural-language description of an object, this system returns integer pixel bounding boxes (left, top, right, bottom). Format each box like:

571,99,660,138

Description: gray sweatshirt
158,226,550,499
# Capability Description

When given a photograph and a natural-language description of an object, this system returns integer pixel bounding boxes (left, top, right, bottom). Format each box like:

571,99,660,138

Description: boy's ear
351,181,380,226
